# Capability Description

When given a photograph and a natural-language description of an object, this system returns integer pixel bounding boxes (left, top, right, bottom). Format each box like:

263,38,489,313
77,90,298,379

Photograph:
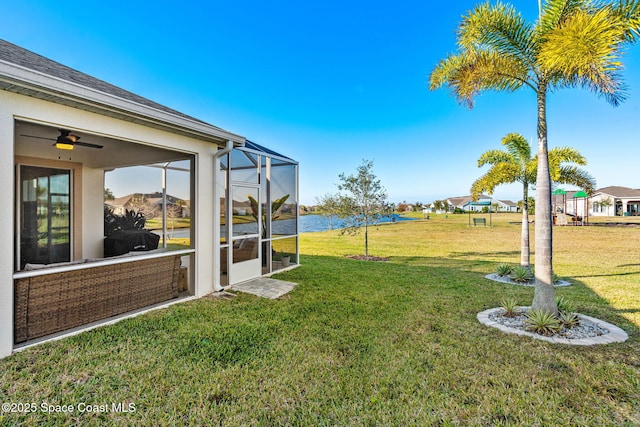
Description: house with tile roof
106,192,189,217
1,39,299,358
590,186,640,217
551,186,640,219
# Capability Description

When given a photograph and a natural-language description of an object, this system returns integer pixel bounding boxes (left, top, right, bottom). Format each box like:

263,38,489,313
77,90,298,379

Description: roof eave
0,60,246,146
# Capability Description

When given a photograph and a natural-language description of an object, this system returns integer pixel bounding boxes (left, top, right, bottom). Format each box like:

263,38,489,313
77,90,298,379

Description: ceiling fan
22,129,104,150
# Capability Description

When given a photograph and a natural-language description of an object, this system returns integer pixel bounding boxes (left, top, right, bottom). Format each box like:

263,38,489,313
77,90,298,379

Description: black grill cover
104,230,160,257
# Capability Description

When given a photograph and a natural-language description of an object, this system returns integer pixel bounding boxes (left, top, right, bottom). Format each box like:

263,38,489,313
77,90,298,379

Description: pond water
153,214,416,237
299,214,415,233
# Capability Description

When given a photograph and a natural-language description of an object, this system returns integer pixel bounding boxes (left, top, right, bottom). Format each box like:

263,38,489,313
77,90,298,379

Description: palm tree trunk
521,184,530,268
532,86,558,315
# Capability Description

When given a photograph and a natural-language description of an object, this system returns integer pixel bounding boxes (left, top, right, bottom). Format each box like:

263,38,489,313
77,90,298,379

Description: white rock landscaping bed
485,273,572,287
478,307,629,345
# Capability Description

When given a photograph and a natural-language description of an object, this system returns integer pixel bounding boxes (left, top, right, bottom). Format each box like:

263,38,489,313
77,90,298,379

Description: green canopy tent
552,188,567,225
573,190,589,225
553,188,566,214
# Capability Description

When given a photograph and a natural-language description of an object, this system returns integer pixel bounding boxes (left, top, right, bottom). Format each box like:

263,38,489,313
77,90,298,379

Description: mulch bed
345,255,390,262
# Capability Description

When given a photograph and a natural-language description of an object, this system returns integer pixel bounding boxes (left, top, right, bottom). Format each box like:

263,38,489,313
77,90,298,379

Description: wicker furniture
14,254,181,344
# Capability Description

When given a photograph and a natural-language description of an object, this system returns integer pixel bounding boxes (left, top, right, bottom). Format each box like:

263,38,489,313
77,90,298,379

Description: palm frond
524,161,538,184
555,166,597,192
611,0,640,42
539,7,628,105
430,53,465,90
501,133,532,166
548,146,588,165
459,1,537,67
538,0,591,36
477,149,515,167
471,162,523,198
429,49,530,108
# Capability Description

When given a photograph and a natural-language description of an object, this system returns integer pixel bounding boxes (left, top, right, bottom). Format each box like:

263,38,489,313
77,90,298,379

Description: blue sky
3,1,640,205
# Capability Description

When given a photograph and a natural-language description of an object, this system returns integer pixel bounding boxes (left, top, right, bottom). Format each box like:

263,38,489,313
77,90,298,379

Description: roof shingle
0,39,221,130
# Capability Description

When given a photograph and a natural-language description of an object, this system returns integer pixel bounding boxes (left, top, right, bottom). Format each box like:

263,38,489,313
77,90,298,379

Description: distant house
590,186,640,217
445,196,472,212
498,200,518,212
423,203,446,215
552,186,640,218
445,195,518,213
105,192,190,217
104,194,138,215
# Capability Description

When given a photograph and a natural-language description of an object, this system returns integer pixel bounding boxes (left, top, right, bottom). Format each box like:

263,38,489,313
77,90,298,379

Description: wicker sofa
14,254,181,344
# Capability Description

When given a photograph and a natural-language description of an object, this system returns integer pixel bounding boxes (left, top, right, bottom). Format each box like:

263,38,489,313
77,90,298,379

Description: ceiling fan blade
74,141,104,149
21,134,55,141
22,130,103,149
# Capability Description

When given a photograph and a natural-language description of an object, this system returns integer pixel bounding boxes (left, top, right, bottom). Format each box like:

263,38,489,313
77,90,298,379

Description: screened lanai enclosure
1,39,301,357
218,141,299,286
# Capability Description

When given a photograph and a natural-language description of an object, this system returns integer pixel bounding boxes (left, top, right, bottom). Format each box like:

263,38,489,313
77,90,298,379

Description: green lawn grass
1,214,638,425
145,217,191,230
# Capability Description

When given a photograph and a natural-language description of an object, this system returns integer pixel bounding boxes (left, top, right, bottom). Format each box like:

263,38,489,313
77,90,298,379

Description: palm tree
430,0,639,314
471,133,595,268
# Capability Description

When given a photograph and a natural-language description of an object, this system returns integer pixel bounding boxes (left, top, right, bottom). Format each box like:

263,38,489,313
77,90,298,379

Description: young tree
518,197,536,215
599,197,614,218
471,133,595,268
129,194,159,220
315,192,346,230
432,200,449,214
430,0,639,314
337,159,389,257
104,188,115,201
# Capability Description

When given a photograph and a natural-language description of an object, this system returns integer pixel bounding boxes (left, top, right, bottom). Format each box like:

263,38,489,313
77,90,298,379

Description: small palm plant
555,296,576,314
496,263,513,277
500,298,520,317
558,311,580,328
510,265,533,283
525,309,561,336
555,296,579,328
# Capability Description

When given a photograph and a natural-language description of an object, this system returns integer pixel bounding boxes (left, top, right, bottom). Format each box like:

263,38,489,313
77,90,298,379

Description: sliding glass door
19,165,71,269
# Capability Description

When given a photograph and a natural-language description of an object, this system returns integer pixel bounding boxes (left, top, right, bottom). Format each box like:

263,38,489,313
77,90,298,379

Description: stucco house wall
1,90,235,358
589,186,640,217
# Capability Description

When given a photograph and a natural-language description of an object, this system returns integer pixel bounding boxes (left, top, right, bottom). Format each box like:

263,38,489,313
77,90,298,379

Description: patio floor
229,277,297,299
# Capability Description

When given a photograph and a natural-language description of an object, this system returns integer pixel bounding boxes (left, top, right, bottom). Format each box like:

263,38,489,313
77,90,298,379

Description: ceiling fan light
55,142,74,150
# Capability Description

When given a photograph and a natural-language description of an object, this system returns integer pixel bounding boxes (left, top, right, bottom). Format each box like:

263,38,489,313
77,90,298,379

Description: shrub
510,265,533,283
525,309,561,336
500,298,520,317
104,207,147,236
496,263,513,277
558,311,580,328
555,296,575,314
